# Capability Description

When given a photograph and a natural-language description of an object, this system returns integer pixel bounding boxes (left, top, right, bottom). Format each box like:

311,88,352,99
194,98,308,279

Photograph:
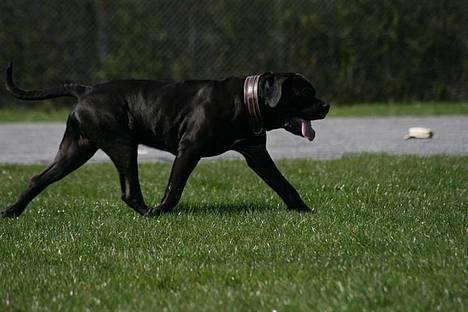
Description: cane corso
1,64,329,218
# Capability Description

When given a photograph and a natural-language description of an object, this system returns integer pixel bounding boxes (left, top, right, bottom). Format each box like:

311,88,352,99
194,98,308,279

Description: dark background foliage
0,0,467,106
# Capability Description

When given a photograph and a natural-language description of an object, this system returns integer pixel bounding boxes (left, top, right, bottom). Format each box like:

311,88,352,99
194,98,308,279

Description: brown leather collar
243,75,264,135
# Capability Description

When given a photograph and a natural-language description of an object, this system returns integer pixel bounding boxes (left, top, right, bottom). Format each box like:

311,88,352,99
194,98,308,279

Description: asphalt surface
0,117,467,164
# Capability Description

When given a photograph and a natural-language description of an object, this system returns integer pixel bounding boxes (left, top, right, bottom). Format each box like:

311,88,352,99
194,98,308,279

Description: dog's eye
301,88,314,97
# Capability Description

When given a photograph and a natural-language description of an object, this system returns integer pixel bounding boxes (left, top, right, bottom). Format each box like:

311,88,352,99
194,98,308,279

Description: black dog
1,64,329,218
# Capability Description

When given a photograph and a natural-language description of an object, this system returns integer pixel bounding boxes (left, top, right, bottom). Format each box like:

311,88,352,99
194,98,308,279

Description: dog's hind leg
1,116,97,218
100,141,148,216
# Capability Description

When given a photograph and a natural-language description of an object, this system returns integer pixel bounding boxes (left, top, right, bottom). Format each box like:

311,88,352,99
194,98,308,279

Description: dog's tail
5,63,89,101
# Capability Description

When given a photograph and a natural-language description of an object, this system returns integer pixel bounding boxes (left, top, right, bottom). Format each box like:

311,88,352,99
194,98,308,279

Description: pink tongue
301,119,316,141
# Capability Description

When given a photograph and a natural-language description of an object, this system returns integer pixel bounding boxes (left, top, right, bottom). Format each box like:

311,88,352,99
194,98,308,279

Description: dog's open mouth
283,118,316,141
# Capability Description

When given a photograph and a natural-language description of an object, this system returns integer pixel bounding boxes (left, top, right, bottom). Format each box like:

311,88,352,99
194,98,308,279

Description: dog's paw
144,206,164,218
1,207,22,219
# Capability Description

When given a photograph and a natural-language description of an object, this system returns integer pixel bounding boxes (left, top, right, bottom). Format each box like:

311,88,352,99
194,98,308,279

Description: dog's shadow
175,201,278,216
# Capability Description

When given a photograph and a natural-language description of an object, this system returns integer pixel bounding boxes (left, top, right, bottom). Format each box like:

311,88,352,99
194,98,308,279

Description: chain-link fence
1,0,467,106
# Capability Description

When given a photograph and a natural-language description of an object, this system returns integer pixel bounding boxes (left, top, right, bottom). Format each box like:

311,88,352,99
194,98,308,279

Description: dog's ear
262,73,288,108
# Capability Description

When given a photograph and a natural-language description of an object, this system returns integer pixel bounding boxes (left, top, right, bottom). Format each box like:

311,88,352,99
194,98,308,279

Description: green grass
0,102,467,122
0,106,70,122
0,155,467,311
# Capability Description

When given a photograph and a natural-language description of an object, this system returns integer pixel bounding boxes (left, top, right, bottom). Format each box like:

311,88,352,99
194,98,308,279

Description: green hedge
1,0,466,105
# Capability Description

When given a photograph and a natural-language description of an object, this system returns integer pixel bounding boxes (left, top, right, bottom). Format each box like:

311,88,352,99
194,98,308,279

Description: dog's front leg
236,144,311,212
145,149,200,217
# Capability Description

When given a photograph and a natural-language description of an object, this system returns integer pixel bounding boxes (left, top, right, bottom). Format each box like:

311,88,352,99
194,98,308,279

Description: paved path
0,117,467,164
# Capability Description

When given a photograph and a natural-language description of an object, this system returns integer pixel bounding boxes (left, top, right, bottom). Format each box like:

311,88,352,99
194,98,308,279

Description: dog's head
259,72,329,140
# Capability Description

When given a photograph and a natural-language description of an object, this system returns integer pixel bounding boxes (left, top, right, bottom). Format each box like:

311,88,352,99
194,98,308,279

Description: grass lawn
0,155,467,311
0,106,70,122
0,102,467,122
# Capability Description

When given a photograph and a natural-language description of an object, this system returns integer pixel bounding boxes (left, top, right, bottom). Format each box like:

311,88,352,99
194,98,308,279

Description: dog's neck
243,75,264,135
